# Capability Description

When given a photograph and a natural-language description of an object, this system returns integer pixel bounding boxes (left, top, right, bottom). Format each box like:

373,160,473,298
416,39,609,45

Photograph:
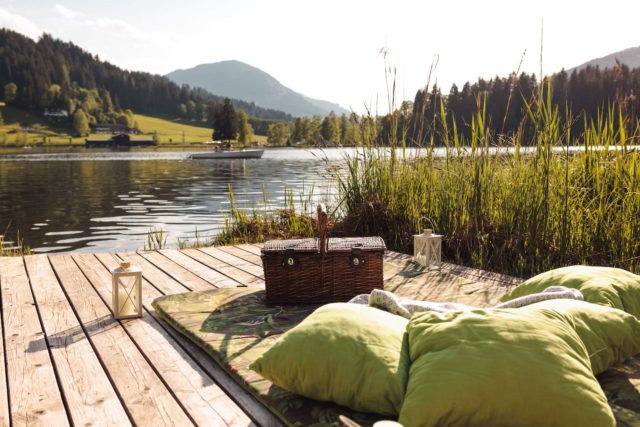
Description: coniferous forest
0,29,292,129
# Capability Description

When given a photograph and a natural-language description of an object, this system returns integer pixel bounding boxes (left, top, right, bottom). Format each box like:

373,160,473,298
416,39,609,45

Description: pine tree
212,99,237,142
4,83,17,103
237,110,254,146
73,108,90,136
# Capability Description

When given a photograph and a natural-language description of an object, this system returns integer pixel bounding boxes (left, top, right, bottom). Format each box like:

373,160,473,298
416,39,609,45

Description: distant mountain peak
571,46,640,71
166,61,349,117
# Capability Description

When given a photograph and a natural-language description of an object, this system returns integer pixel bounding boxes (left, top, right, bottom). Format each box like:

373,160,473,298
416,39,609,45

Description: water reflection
0,148,336,253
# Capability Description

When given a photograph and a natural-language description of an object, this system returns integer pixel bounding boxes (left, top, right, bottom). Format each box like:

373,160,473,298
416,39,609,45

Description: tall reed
334,89,640,276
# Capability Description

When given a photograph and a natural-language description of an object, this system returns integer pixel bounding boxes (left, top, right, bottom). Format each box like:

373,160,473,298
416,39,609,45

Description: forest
0,29,292,135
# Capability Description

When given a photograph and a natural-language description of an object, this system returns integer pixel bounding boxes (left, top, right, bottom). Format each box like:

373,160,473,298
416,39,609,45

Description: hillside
572,46,640,71
0,105,266,145
0,29,292,122
167,60,349,117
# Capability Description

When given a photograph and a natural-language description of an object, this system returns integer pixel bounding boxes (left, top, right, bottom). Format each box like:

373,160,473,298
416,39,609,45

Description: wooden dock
0,245,520,427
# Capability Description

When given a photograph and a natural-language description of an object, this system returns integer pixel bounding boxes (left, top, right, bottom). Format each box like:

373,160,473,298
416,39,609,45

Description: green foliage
4,83,17,103
145,227,167,250
214,185,316,245
334,93,640,276
72,108,90,136
0,111,3,127
321,111,340,143
237,110,254,146
212,98,237,141
267,121,291,146
0,230,30,256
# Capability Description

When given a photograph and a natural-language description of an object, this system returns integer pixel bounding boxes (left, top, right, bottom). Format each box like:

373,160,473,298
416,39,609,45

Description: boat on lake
189,149,264,159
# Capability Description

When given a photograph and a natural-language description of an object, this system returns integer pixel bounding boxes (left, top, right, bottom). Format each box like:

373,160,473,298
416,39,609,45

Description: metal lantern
111,261,142,319
413,229,442,269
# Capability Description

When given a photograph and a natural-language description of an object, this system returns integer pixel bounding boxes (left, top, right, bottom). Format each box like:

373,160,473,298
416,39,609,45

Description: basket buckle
350,247,365,268
282,249,298,269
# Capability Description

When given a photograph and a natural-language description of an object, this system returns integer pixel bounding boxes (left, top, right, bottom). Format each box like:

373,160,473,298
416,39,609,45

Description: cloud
54,4,80,20
0,8,41,39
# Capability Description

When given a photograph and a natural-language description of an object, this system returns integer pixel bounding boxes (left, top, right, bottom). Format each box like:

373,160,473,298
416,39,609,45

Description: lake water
0,147,342,253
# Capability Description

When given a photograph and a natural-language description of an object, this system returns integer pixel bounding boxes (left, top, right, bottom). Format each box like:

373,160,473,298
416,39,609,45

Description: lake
0,147,342,253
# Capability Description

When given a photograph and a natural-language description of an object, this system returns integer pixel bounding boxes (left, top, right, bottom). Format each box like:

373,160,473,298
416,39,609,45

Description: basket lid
327,236,386,252
262,238,320,254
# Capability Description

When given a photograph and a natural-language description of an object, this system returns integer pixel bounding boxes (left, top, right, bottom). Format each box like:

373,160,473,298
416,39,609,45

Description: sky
1,0,639,114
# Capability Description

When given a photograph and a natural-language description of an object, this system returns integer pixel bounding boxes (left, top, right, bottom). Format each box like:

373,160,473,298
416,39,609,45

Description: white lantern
413,229,442,269
111,261,142,319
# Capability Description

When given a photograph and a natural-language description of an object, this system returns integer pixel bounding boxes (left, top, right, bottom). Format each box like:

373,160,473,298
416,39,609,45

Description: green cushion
501,265,640,317
399,308,615,427
523,299,640,375
249,303,410,416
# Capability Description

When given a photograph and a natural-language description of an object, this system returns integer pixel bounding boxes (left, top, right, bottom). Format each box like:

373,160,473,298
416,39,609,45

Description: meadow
0,106,266,145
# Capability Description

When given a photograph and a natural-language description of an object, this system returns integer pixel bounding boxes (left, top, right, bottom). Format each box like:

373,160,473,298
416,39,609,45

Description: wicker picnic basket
261,204,386,304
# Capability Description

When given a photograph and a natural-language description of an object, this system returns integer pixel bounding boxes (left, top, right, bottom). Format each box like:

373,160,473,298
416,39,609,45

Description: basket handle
317,204,328,256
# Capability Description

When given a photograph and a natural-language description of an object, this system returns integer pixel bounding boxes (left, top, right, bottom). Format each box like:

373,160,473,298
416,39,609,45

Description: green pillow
399,308,615,427
501,265,640,317
523,299,640,375
249,303,410,416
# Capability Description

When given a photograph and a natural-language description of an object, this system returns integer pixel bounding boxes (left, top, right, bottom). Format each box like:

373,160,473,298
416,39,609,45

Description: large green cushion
501,265,640,317
399,308,615,427
523,299,640,375
249,303,409,416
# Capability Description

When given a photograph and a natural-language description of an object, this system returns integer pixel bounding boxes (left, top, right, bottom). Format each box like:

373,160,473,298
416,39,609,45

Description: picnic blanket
153,284,640,427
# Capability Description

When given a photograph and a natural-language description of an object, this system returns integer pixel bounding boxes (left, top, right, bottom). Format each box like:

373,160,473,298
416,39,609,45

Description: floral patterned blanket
153,285,640,427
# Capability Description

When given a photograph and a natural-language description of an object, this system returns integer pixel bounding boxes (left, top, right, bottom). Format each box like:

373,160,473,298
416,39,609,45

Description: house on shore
85,133,155,148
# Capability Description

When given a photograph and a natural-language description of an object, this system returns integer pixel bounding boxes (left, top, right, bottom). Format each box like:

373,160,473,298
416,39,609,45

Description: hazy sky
1,0,638,113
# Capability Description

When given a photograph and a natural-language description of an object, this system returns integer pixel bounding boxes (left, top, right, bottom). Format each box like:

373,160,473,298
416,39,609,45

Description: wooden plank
0,260,8,427
48,255,194,427
0,256,68,426
181,249,264,288
24,255,131,427
136,251,215,292
198,247,264,279
75,253,252,427
107,252,190,296
103,253,281,426
157,249,241,288
216,246,262,267
235,244,262,256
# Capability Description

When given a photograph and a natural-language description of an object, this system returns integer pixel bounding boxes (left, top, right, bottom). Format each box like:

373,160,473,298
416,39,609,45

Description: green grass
332,92,640,277
0,106,266,145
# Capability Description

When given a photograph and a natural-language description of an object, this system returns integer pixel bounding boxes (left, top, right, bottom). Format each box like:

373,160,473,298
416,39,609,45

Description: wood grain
24,255,131,427
0,256,68,426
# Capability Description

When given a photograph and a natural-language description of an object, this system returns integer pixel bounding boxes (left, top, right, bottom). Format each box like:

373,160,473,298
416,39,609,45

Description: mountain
166,60,350,117
571,46,640,71
0,29,292,122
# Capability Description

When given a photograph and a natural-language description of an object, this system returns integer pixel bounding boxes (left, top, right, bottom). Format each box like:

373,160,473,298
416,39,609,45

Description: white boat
189,149,264,159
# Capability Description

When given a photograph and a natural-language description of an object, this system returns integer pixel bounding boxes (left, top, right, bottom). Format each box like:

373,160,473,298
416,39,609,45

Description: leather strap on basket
317,204,328,256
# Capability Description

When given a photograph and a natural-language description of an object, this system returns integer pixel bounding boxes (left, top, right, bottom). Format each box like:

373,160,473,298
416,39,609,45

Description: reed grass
144,227,168,251
213,184,317,245
0,231,31,256
334,88,640,276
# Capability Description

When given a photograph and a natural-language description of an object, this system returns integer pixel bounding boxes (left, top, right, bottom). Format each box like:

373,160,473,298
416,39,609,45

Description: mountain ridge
167,60,349,117
571,46,640,71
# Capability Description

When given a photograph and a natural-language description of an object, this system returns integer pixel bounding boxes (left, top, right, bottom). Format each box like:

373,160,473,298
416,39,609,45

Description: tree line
403,62,640,145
